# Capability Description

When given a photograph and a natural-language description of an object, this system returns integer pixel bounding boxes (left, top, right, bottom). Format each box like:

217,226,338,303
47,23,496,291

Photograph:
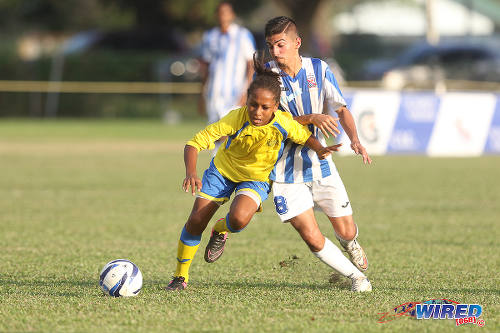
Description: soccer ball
99,259,143,297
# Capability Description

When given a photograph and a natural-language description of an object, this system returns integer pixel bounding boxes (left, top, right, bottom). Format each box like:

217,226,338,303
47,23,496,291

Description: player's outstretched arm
304,135,342,160
294,114,340,139
335,106,372,165
183,145,202,196
350,140,371,165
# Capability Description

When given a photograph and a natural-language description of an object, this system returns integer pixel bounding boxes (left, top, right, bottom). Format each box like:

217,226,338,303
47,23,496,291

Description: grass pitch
0,120,498,332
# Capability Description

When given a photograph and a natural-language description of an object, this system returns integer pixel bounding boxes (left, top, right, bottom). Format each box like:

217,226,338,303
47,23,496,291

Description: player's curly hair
247,53,281,105
265,16,298,37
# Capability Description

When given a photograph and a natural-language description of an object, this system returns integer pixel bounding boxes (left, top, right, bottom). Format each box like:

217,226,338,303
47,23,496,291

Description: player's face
246,88,279,126
217,4,235,31
266,32,301,67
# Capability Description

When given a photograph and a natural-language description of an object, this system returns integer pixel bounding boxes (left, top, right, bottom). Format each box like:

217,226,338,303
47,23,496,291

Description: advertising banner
338,91,499,156
427,93,496,157
338,91,400,155
484,98,500,154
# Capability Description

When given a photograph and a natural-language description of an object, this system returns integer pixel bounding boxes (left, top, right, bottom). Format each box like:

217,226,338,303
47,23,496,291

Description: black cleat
204,228,228,263
166,276,187,291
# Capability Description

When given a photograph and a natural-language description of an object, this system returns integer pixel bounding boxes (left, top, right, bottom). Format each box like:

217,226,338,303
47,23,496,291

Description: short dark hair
265,16,298,37
247,53,281,105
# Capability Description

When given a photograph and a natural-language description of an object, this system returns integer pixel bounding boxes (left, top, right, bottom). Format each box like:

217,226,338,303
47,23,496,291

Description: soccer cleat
204,229,228,263
166,276,187,291
339,238,368,272
351,276,372,292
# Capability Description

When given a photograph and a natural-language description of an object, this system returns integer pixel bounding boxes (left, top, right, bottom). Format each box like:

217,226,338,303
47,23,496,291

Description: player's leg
167,161,234,290
167,197,219,290
287,208,324,251
204,195,258,263
273,182,371,292
223,194,259,231
205,181,269,263
329,215,368,271
329,215,356,240
287,209,370,291
313,174,369,271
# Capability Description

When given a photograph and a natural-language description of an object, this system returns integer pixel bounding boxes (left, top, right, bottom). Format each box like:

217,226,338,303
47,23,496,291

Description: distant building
333,0,499,36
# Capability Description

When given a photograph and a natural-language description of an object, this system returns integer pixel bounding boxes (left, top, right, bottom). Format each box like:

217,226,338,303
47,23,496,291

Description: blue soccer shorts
197,160,271,211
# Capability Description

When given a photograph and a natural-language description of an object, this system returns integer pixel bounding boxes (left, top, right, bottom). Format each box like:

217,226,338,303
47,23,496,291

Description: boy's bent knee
338,229,356,241
226,213,251,233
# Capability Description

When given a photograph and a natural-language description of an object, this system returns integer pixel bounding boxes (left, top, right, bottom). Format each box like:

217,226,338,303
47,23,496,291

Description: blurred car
361,40,500,89
62,29,188,54
60,29,203,83
61,29,267,83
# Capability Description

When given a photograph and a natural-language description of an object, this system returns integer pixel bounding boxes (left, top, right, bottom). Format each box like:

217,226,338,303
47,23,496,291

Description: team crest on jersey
267,138,279,147
307,74,317,88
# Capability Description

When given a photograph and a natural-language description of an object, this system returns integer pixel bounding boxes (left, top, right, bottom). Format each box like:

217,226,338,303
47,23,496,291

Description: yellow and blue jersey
187,107,311,183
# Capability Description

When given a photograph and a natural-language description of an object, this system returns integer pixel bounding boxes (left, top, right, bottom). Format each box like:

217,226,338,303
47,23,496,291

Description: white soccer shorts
272,172,353,222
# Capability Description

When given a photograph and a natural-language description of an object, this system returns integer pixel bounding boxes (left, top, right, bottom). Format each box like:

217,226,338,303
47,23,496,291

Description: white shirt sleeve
240,28,256,61
323,61,346,114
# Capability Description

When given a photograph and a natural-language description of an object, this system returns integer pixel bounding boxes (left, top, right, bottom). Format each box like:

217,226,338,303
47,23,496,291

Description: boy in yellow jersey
166,56,341,290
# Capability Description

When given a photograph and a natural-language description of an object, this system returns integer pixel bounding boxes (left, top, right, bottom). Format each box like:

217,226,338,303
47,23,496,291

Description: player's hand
316,143,342,160
310,114,340,139
351,141,372,164
182,174,202,196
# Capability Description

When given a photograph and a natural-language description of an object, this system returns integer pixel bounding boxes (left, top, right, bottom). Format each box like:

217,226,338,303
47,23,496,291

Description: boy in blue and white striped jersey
199,2,255,126
264,16,372,292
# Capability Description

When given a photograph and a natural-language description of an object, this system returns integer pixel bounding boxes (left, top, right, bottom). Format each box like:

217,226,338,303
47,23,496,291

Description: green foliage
0,120,499,332
0,50,201,118
0,0,122,31
0,0,264,33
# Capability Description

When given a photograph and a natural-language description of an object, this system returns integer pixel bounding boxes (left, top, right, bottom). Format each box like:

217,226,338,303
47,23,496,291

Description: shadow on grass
150,273,352,292
219,281,354,292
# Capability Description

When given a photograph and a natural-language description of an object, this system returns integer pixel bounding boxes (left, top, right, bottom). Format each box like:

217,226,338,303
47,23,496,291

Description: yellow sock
174,226,201,283
213,217,230,234
214,214,246,233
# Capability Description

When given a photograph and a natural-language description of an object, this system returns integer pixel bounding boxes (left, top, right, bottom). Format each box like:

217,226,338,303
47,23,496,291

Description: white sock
312,237,364,278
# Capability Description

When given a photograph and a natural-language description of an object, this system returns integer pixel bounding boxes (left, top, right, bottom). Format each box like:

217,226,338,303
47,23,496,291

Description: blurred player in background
166,57,341,291
199,1,256,154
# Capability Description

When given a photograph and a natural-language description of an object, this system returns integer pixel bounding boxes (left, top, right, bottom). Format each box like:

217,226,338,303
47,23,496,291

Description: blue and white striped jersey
266,57,346,183
201,23,255,119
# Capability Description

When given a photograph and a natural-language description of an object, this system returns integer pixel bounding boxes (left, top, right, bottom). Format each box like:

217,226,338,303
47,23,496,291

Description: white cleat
351,276,372,292
341,239,368,272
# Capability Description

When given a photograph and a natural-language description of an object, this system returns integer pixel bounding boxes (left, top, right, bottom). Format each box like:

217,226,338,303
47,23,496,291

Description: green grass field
0,120,498,332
